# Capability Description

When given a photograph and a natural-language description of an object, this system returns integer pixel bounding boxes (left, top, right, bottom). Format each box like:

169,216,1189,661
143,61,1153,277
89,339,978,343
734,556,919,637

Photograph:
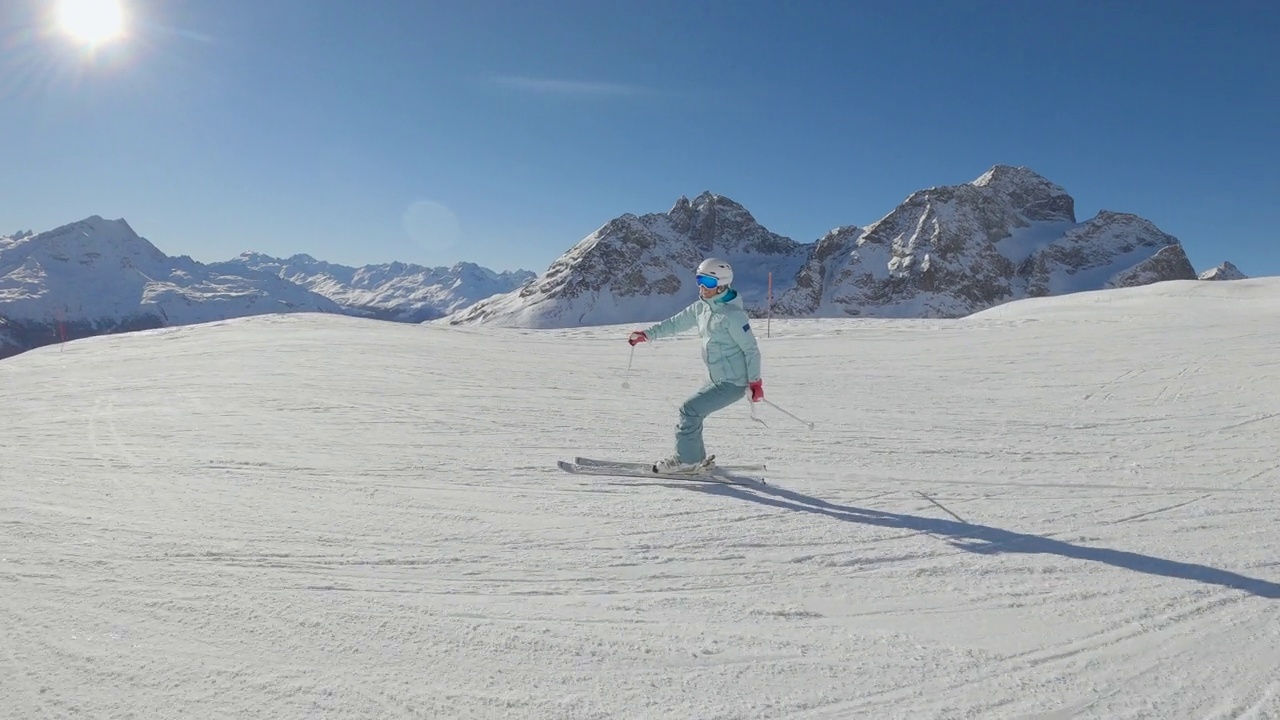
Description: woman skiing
627,258,764,474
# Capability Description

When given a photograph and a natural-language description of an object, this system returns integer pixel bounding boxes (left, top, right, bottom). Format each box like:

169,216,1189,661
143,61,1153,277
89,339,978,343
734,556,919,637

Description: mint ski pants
675,381,746,463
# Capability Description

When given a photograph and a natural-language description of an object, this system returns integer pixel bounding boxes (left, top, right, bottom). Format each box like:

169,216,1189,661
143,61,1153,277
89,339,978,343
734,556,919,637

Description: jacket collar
701,287,739,309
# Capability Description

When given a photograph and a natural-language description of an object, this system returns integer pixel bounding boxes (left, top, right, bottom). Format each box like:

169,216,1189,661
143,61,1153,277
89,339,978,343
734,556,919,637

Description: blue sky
2,0,1276,276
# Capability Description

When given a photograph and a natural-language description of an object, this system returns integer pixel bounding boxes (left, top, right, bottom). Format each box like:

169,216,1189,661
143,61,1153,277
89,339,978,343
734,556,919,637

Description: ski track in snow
2,281,1280,719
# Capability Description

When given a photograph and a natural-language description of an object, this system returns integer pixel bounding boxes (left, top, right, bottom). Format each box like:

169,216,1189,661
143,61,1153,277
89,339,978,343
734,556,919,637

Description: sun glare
57,0,125,45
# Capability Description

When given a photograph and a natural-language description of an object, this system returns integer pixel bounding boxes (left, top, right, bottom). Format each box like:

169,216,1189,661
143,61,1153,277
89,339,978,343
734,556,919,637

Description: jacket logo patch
742,323,751,333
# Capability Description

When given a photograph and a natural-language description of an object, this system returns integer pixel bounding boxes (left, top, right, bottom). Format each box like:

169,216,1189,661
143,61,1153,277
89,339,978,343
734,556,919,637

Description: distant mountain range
0,218,532,359
449,166,1240,327
0,165,1252,359
215,253,535,323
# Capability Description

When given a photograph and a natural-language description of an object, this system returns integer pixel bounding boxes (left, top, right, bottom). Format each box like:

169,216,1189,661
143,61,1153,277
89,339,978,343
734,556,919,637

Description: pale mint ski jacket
642,288,762,387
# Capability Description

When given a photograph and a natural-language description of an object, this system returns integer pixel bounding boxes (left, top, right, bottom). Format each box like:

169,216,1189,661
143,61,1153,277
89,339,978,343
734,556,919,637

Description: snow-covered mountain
0,218,536,359
448,166,1208,327
776,166,1199,317
0,217,342,359
217,253,535,323
1199,261,1248,281
446,193,811,327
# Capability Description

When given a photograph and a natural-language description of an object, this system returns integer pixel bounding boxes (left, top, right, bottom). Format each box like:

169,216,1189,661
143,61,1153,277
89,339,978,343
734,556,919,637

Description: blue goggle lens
695,274,719,289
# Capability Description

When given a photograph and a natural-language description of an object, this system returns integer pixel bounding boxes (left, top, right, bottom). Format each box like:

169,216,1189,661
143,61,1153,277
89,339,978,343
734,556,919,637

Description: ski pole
763,399,815,429
749,401,769,428
621,344,635,389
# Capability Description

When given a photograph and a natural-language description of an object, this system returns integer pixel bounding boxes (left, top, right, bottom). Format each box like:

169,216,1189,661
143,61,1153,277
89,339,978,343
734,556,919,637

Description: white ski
557,460,766,486
573,456,767,472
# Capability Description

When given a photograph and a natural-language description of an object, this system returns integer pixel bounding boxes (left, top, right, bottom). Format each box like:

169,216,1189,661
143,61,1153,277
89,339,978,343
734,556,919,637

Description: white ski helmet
695,257,733,289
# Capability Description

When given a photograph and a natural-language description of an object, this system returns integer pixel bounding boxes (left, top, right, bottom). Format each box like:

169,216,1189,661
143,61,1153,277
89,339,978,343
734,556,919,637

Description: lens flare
57,0,125,45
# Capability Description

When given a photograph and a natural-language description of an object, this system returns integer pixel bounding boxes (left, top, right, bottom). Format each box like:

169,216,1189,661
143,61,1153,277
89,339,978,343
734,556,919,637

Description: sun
56,0,125,45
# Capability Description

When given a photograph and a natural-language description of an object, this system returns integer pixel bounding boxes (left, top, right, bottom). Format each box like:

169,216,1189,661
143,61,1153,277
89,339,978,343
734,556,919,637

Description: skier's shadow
685,481,1280,599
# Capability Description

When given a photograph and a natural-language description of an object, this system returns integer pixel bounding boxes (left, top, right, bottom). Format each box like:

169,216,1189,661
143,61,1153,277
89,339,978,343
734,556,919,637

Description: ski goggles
695,273,721,289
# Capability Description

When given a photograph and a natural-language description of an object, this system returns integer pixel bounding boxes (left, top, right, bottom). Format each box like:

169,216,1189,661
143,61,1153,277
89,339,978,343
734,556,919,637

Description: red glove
748,379,764,402
628,331,648,346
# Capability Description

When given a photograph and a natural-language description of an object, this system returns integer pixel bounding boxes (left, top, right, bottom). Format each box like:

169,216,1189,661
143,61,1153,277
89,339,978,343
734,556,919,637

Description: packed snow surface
3,279,1279,719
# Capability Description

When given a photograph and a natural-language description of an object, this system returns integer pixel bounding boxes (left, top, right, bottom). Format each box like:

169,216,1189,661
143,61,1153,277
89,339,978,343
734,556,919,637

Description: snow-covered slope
776,166,1198,317
3,279,1278,718
0,217,341,358
218,253,535,322
970,276,1277,321
446,192,810,328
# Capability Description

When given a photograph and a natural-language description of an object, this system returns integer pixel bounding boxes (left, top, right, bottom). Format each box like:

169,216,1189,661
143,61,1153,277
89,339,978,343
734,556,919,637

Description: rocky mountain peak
668,195,692,217
446,191,810,328
1199,261,1248,281
972,164,1060,189
2,216,169,275
662,191,768,253
969,164,1076,222
450,261,492,277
